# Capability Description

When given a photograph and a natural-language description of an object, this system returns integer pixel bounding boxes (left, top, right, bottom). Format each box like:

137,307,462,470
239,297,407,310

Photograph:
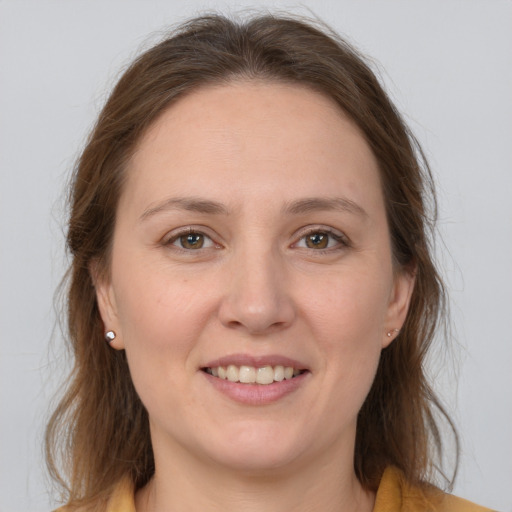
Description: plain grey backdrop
1,1,511,511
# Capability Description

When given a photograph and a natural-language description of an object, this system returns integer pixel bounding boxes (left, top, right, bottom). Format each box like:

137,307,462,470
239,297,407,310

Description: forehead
123,81,383,215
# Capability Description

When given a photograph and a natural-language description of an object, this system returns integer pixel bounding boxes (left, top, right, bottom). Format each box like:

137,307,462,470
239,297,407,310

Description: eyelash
162,226,350,254
163,227,217,251
293,227,350,254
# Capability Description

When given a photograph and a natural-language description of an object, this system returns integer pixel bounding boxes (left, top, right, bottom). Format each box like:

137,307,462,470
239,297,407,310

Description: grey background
1,1,511,510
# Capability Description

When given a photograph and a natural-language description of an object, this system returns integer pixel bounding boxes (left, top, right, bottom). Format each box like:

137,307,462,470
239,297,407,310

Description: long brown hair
46,13,457,508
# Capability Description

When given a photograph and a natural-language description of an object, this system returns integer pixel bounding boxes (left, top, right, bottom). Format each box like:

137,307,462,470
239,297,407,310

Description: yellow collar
63,466,490,512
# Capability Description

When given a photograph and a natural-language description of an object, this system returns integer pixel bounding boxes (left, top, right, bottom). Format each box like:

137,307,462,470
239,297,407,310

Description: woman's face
96,81,414,474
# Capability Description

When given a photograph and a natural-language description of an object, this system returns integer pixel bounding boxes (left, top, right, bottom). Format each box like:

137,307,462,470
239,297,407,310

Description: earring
387,328,400,338
105,330,116,344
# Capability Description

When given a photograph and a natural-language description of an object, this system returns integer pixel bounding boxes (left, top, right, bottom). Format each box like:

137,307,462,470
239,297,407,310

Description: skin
95,81,415,512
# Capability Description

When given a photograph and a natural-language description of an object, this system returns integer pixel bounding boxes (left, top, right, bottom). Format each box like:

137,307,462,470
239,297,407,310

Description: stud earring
105,330,116,344
387,328,400,338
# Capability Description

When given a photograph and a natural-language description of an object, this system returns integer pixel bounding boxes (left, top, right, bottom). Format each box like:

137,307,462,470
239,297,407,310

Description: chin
210,448,302,475
198,420,310,473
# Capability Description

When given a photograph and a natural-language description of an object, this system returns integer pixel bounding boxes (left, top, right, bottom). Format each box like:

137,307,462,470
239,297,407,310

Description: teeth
226,364,239,382
239,365,256,383
273,365,284,382
205,364,303,384
256,366,274,385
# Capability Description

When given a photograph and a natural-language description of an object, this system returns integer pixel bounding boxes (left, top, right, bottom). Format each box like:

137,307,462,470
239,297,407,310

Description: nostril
225,319,289,335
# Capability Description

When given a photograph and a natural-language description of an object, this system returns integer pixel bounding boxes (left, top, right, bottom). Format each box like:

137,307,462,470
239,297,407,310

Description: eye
294,228,347,251
167,230,215,250
304,232,330,249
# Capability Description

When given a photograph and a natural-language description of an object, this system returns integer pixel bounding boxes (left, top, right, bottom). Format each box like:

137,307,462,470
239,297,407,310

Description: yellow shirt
373,467,492,512
57,466,493,511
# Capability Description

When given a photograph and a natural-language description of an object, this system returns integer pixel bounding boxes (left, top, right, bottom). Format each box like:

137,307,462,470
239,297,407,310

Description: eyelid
162,225,221,250
160,224,349,253
292,225,350,250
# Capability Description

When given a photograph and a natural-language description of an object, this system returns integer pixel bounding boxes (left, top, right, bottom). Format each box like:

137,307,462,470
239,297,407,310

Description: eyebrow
139,195,367,221
282,197,368,218
140,197,229,221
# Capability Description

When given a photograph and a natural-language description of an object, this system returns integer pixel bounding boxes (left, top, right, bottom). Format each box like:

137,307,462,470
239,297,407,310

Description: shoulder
375,466,494,512
52,476,135,512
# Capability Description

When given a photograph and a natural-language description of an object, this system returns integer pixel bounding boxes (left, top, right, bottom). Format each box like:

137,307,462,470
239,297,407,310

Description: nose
218,248,296,335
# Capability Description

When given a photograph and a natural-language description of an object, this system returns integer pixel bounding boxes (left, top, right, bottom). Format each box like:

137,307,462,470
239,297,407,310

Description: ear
382,265,416,348
89,260,125,350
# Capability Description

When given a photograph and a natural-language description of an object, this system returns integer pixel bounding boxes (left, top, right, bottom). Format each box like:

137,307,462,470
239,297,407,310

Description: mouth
201,365,308,385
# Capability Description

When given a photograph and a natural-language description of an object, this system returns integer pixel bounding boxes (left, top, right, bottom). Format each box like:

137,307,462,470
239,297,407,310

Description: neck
135,440,375,512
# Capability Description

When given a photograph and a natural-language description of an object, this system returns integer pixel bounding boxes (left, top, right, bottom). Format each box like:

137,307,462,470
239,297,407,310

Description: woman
47,13,492,512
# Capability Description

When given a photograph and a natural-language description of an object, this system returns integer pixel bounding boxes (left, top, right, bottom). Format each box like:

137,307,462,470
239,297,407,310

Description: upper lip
202,353,309,370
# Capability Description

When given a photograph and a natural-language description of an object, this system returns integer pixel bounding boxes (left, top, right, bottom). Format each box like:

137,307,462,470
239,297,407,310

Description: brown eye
295,228,347,252
167,229,216,251
305,232,329,249
179,232,205,249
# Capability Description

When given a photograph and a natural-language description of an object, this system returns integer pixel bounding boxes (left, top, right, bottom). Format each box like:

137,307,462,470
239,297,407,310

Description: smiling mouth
202,365,307,385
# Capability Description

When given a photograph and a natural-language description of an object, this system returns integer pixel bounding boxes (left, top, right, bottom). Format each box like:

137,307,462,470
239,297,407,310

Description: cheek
301,265,391,347
298,264,391,401
116,261,206,334
111,262,217,387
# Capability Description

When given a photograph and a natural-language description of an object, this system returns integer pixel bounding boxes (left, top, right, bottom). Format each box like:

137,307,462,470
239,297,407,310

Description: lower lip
201,371,309,405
